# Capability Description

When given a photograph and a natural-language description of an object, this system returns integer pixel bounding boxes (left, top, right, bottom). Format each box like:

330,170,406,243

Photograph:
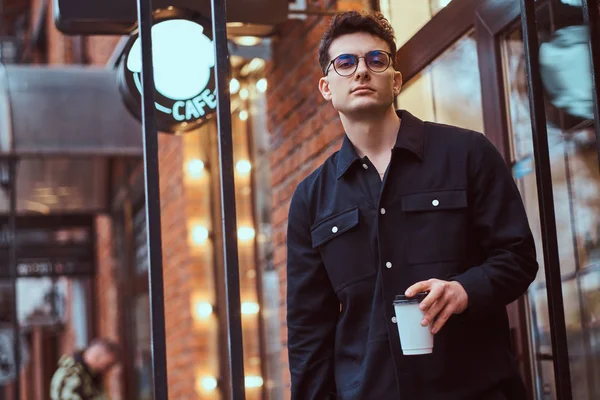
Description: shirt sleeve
453,132,539,317
50,365,84,400
286,181,339,400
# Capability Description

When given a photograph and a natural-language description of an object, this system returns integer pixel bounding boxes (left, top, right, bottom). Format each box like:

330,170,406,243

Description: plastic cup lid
394,292,428,303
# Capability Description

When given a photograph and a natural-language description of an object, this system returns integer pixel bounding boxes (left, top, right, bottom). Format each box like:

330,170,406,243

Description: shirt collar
336,109,425,179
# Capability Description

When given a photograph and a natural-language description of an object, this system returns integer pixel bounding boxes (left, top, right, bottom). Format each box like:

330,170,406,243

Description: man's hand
405,279,469,334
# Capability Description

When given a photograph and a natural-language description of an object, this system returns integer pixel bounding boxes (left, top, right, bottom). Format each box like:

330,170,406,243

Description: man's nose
354,57,370,79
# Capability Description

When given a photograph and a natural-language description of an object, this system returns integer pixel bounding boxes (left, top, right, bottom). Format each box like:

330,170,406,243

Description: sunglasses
325,50,393,77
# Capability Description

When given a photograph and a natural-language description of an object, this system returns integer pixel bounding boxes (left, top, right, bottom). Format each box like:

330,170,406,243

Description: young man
286,11,539,400
50,338,119,400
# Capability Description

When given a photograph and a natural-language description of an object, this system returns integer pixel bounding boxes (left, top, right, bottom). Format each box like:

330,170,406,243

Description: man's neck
339,107,400,158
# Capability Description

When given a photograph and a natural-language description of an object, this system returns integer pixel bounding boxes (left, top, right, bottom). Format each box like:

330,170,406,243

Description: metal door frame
476,0,600,398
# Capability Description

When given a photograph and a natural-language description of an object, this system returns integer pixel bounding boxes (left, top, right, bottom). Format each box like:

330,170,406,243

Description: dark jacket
50,352,107,400
286,110,538,400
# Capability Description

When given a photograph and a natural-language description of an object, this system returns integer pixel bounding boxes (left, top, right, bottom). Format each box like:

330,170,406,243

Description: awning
0,65,142,156
0,65,143,214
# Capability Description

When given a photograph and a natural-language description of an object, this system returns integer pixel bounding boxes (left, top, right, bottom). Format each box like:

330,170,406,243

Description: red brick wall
156,134,203,400
266,11,345,396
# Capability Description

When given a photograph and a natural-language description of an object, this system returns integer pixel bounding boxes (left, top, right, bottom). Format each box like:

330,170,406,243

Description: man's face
95,350,117,375
319,32,402,117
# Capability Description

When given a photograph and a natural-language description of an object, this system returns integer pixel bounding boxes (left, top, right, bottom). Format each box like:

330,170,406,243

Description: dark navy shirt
286,110,538,399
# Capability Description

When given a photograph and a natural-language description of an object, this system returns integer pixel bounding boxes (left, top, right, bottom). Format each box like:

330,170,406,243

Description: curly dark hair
318,11,397,74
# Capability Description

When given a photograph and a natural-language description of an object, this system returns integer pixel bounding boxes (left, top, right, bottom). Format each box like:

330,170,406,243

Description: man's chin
343,102,390,117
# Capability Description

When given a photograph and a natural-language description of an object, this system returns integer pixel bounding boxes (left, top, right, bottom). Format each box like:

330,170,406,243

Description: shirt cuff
451,266,494,318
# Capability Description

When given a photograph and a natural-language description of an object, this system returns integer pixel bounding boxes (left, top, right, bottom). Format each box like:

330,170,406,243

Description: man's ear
319,77,332,101
393,70,403,97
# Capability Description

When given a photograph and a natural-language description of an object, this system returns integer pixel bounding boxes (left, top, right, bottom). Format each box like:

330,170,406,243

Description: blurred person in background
50,338,119,400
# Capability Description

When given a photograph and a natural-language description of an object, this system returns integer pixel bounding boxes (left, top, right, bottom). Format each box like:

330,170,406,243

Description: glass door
476,0,600,398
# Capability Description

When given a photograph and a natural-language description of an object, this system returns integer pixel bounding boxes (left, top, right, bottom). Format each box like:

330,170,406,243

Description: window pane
503,1,600,396
398,32,484,132
382,0,456,48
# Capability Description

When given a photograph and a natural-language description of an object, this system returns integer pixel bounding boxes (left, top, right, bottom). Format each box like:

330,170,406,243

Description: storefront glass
397,32,484,132
503,1,600,397
381,0,457,48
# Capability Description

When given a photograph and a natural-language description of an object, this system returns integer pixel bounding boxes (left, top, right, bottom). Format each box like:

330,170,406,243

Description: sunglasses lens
334,55,357,75
366,51,390,72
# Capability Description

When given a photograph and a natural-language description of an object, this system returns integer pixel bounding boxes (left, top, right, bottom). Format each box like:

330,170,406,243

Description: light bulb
256,78,267,93
195,302,213,319
186,159,205,178
201,376,218,391
239,88,249,100
230,78,240,94
237,227,255,241
236,160,252,174
239,110,249,121
191,225,209,245
245,376,264,388
241,302,260,315
235,36,261,46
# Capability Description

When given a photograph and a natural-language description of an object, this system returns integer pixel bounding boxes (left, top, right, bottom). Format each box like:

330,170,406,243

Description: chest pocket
311,206,375,292
401,189,468,265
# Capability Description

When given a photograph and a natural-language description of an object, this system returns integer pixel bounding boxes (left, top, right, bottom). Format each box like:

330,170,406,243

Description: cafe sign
118,10,217,133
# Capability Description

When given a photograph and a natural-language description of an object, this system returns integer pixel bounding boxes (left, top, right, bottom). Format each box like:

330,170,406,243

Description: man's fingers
431,304,454,334
418,283,444,312
405,280,431,297
421,298,445,326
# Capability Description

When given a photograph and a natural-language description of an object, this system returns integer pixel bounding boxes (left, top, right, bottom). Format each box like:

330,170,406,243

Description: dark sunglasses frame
324,50,394,76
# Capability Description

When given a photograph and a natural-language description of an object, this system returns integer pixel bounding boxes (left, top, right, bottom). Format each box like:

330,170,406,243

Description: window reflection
381,0,455,48
398,32,484,133
503,1,600,397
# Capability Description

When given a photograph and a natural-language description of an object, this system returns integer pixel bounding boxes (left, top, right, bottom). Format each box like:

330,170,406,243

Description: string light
241,302,260,315
256,78,267,93
200,376,218,391
245,376,264,388
237,227,255,241
236,160,252,174
194,302,213,319
186,159,205,178
191,225,209,245
230,78,240,94
239,110,248,121
235,36,261,46
239,88,249,100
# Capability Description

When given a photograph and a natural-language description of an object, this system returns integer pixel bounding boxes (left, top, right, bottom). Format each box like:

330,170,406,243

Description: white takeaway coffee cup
393,293,434,355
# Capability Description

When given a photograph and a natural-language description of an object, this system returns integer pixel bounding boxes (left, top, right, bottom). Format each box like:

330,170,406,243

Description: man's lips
351,86,375,94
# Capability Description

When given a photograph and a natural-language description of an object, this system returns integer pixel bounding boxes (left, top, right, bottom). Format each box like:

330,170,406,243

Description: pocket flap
402,190,467,212
310,206,359,248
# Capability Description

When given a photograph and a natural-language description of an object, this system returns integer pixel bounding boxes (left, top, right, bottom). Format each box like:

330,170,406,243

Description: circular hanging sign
118,9,218,134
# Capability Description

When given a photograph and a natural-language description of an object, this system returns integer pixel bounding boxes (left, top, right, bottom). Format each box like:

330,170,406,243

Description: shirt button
432,199,440,207
386,262,392,269
331,226,338,233
391,317,397,323
380,208,386,215
362,163,368,170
